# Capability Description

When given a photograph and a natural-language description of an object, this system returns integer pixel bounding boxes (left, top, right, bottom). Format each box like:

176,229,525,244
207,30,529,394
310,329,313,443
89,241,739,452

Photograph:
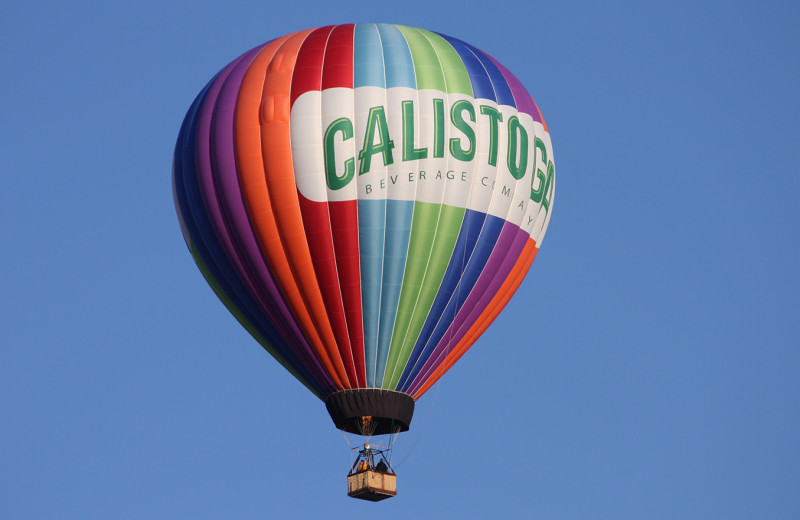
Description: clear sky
2,1,798,518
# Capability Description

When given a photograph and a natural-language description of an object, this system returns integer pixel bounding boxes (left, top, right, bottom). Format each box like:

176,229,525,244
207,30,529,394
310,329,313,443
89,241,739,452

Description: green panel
396,25,446,91
383,204,464,389
414,28,473,96
396,26,473,95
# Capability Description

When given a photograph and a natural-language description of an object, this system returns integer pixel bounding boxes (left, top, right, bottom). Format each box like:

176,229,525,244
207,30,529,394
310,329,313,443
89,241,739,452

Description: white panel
504,111,537,228
290,86,555,228
383,86,416,202
439,92,475,209
465,99,499,216
530,127,555,244
290,91,326,202
355,86,391,201
323,88,357,203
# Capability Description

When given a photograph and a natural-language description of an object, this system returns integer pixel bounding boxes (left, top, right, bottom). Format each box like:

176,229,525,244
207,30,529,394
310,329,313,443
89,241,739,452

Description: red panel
298,193,360,387
329,200,365,386
320,24,364,386
290,26,334,107
322,24,354,90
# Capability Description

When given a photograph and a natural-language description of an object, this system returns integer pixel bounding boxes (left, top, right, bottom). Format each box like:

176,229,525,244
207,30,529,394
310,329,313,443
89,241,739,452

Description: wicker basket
347,470,397,501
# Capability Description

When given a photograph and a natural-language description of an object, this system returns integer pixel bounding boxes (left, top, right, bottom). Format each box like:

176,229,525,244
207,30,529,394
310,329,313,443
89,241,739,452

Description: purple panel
489,56,542,125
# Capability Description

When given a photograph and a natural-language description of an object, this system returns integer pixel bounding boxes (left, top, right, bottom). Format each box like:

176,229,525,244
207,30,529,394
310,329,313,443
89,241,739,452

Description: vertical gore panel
376,24,416,88
412,28,472,96
395,26,445,91
443,37,516,106
354,24,385,386
210,45,330,382
290,26,334,106
376,200,414,386
175,83,293,384
323,24,355,89
323,24,366,385
353,24,384,88
489,56,542,125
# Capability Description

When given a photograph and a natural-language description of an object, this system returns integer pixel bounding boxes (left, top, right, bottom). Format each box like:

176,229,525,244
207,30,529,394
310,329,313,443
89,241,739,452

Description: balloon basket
346,443,397,501
347,470,397,501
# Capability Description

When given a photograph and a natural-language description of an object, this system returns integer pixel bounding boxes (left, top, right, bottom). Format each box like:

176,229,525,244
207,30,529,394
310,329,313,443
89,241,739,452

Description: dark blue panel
437,34,516,107
469,44,516,108
437,33,495,102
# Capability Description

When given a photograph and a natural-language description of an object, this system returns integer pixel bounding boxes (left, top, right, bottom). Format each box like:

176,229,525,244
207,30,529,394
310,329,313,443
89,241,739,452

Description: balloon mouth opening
325,389,415,436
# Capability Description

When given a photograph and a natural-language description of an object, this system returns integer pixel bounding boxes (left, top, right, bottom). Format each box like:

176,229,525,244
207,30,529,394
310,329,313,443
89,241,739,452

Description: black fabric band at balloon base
325,389,415,436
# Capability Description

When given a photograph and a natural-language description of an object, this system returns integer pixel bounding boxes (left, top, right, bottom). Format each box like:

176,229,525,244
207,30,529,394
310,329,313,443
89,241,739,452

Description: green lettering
449,100,476,161
531,137,547,202
542,161,554,213
324,117,355,191
480,105,503,166
358,106,395,174
433,98,445,158
507,116,528,180
402,100,428,161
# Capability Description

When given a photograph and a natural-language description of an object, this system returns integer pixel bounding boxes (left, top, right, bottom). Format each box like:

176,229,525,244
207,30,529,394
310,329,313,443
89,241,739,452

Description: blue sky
2,1,799,518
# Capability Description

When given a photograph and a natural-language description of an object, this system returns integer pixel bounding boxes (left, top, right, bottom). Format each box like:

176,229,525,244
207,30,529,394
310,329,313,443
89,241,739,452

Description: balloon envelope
173,24,555,428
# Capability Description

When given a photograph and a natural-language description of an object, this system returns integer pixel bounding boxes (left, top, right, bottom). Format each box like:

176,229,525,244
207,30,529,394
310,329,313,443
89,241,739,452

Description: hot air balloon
173,23,555,500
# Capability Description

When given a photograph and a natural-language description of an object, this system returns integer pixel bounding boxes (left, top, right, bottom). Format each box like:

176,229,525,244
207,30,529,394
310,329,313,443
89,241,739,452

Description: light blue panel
354,24,385,88
359,199,386,386
373,199,414,386
377,23,416,88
